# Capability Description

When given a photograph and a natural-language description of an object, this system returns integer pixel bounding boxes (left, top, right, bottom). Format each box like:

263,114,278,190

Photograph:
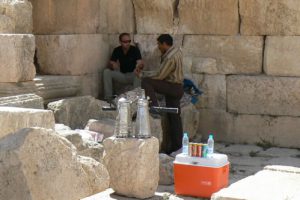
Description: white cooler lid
174,153,229,167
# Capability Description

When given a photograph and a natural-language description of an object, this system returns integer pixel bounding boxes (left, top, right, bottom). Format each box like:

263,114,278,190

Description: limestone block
55,123,71,131
0,107,55,139
264,36,300,76
178,0,238,35
103,137,159,199
0,14,14,33
0,0,32,33
47,96,117,129
0,34,35,82
0,93,43,109
181,104,200,139
191,57,218,75
56,129,104,162
98,0,135,34
85,119,116,140
183,35,263,74
29,0,100,34
159,154,174,185
212,166,300,200
36,34,110,75
192,74,226,110
134,34,183,71
240,0,300,35
227,75,300,116
198,109,233,142
231,114,300,148
78,73,99,98
0,76,81,102
132,0,175,34
0,127,109,200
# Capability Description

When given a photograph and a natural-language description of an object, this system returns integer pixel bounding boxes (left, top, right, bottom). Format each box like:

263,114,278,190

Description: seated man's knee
103,68,111,76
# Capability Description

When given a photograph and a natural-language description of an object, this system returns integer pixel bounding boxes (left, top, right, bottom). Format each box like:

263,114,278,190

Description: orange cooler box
174,153,229,198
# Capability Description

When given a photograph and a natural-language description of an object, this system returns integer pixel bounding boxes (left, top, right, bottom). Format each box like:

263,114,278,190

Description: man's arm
109,48,120,70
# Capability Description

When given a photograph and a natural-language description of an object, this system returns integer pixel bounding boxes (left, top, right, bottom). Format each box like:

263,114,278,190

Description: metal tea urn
114,97,132,138
135,90,151,138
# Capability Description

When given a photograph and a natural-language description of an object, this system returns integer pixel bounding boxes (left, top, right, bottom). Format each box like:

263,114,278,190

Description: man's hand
134,61,144,77
109,60,120,70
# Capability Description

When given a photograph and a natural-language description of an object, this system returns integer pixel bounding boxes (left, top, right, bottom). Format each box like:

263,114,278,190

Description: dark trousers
142,77,184,154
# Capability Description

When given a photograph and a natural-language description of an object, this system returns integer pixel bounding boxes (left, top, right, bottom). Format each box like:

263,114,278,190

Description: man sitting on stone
141,34,184,155
103,33,144,101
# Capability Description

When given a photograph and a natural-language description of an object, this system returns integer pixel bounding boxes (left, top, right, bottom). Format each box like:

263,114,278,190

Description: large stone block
183,36,263,74
192,74,226,110
0,107,55,139
36,34,110,75
212,166,300,200
181,104,201,139
0,127,109,200
264,36,300,76
227,75,300,116
198,108,300,148
29,0,100,34
0,0,32,33
240,0,300,35
132,0,175,34
47,96,116,129
78,73,99,98
178,0,239,35
103,137,159,199
0,93,43,109
98,0,135,34
0,34,35,82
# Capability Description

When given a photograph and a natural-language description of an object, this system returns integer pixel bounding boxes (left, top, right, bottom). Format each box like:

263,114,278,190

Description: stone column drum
103,137,159,199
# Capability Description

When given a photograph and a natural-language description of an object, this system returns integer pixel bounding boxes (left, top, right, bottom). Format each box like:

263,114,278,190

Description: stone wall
21,0,300,147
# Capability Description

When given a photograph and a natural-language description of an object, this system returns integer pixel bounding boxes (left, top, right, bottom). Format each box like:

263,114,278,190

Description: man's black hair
119,33,130,41
157,34,173,46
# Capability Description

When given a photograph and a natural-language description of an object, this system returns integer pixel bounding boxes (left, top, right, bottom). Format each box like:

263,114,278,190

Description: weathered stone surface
257,147,300,158
0,93,43,109
47,96,114,129
99,0,135,34
159,154,174,185
198,109,233,142
212,166,300,200
191,57,218,75
227,75,300,116
0,106,55,139
0,34,35,82
178,0,238,35
85,119,115,140
0,0,32,33
217,144,263,157
198,108,300,148
193,74,226,110
181,104,200,139
0,14,14,33
264,36,300,76
57,129,104,162
0,76,81,102
103,137,159,199
133,34,183,71
132,0,175,34
240,0,300,35
78,73,99,98
0,127,109,200
183,36,263,75
29,0,99,34
36,34,110,75
55,123,71,131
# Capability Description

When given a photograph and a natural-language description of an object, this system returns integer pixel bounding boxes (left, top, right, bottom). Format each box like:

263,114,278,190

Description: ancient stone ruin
1,0,300,199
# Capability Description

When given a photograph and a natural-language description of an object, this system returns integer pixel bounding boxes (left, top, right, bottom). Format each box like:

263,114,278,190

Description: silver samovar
135,90,151,138
114,97,132,138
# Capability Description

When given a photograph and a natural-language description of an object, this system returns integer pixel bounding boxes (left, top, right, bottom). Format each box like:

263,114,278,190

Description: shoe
170,148,182,158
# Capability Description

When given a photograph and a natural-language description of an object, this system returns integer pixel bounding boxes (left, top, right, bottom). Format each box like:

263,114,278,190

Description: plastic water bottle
182,132,189,155
207,134,214,156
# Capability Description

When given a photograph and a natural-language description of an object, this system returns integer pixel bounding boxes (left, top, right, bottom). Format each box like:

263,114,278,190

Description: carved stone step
0,93,43,109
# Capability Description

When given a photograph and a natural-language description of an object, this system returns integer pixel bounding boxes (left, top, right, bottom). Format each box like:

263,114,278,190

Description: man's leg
103,69,129,100
165,95,183,153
